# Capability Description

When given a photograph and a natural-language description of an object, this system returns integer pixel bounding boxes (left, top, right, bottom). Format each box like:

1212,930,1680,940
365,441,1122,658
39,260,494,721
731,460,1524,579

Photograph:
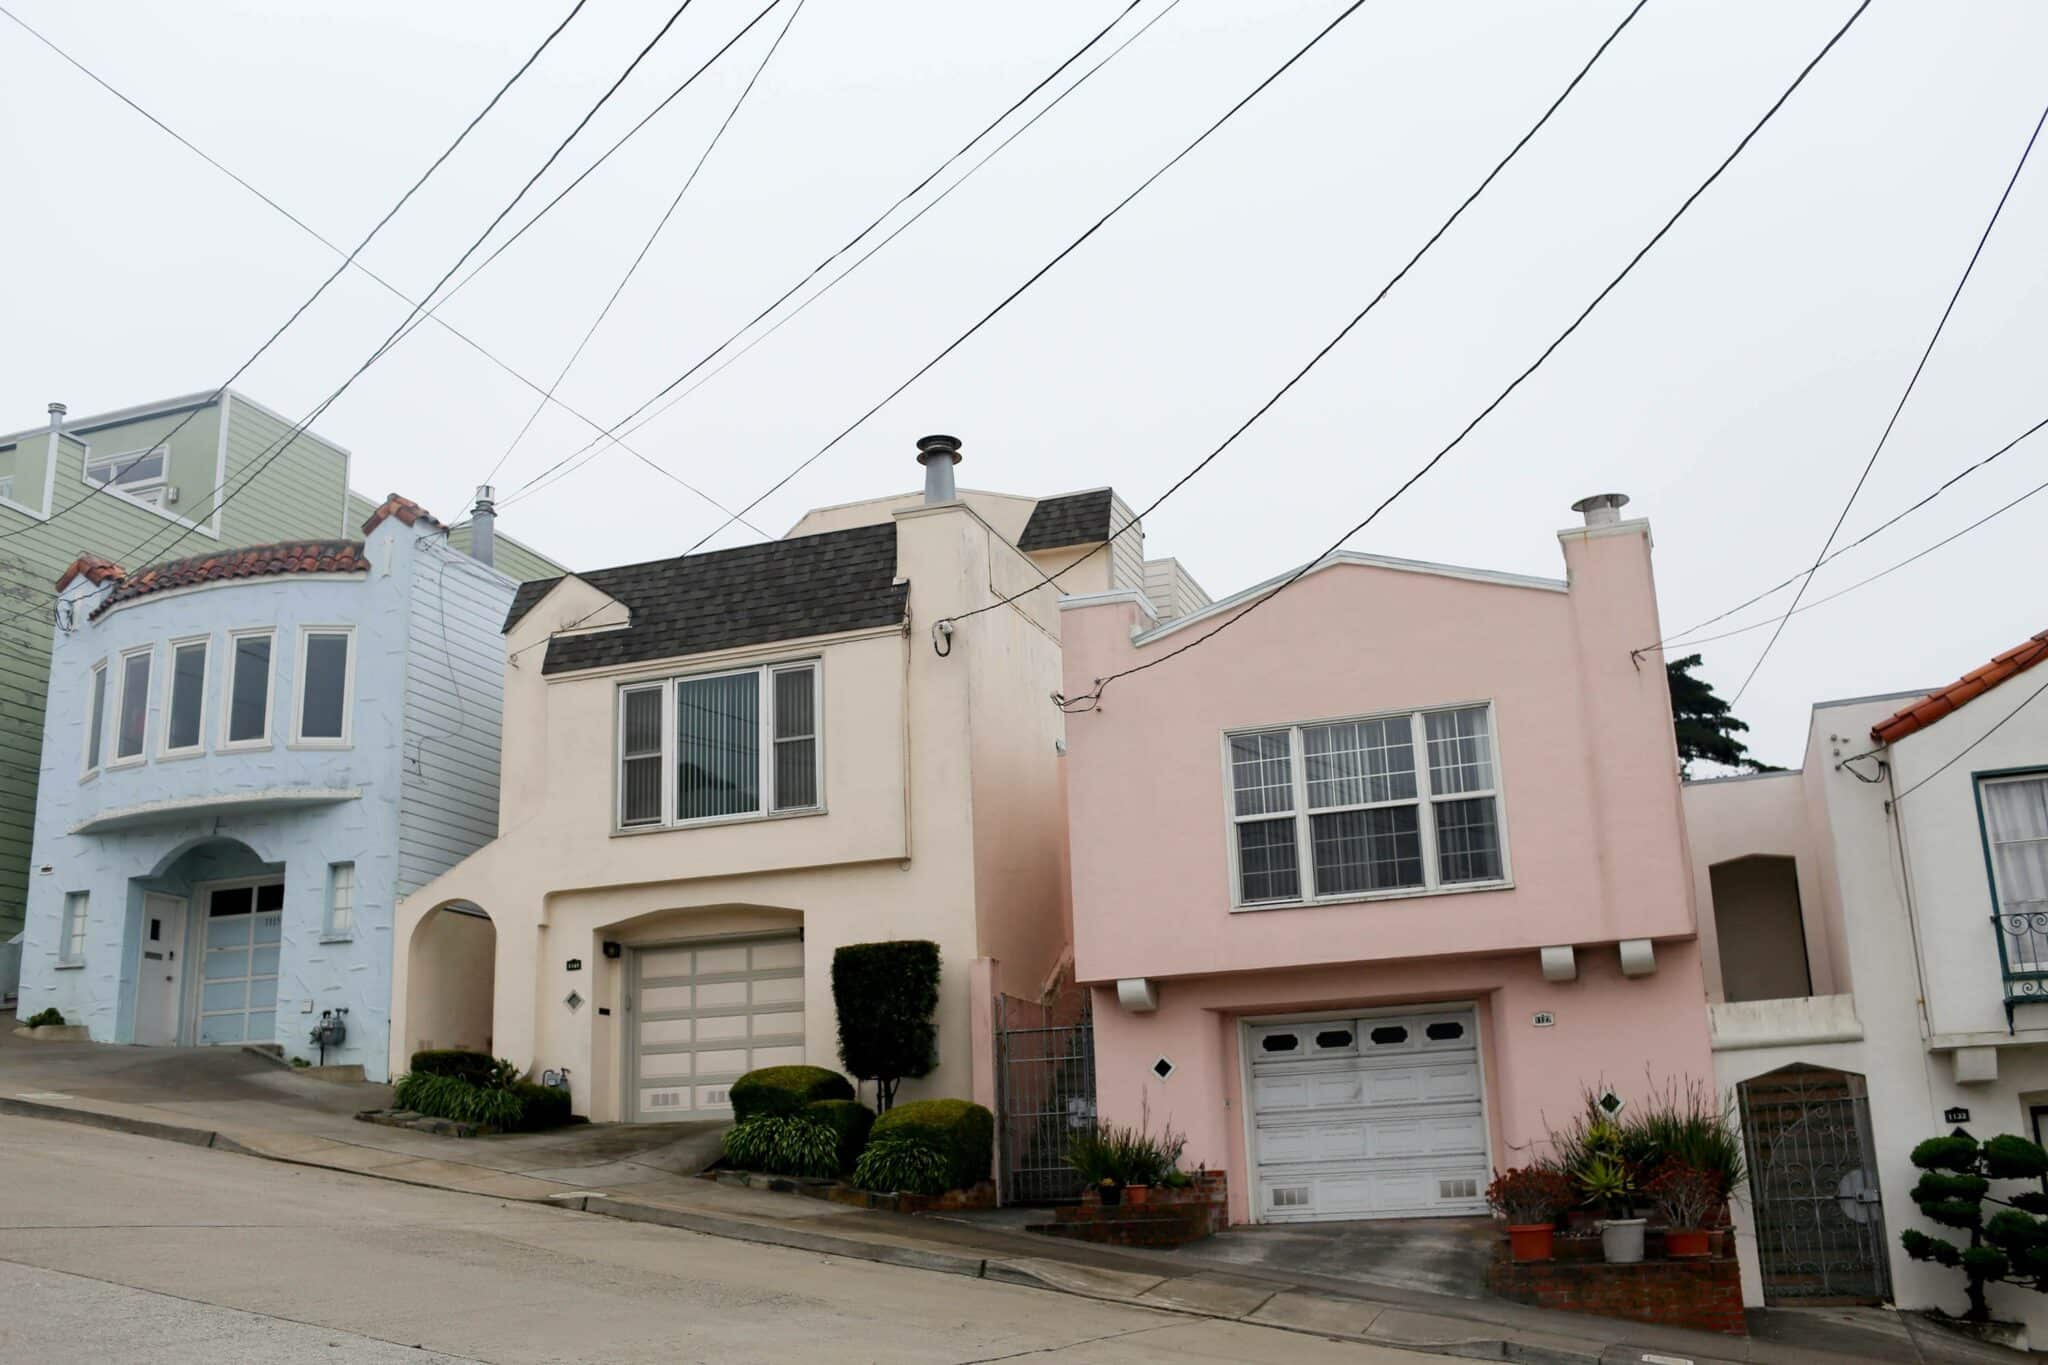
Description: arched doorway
138,836,281,1047
1738,1064,1890,1304
406,901,495,1058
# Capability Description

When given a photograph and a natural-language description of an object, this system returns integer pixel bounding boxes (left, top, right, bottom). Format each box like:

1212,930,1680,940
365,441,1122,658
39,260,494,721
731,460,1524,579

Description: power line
1727,93,2048,705
496,0,1164,509
1889,670,2048,806
668,0,1383,557
483,0,809,520
0,0,590,543
938,0,1651,634
1059,0,1874,714
1643,412,2048,655
0,0,770,538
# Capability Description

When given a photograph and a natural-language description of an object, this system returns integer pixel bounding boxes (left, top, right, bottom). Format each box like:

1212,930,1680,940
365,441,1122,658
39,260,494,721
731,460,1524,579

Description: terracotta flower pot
1507,1223,1556,1262
1125,1184,1150,1206
1664,1228,1711,1258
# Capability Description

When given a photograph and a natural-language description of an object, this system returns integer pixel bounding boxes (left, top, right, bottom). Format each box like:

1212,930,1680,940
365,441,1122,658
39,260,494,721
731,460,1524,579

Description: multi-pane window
83,661,107,774
296,628,353,743
1984,775,2048,970
85,446,167,496
616,662,821,830
163,639,208,754
59,891,89,965
226,630,273,746
324,862,356,939
115,647,152,761
1227,704,1507,906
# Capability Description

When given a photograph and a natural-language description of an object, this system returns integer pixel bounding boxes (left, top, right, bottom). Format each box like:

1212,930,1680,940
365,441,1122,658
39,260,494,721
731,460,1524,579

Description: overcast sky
4,0,2045,767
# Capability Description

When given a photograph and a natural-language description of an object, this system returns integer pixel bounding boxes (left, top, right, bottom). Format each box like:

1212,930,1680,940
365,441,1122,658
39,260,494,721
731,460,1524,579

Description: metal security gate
1740,1065,1890,1304
995,992,1094,1203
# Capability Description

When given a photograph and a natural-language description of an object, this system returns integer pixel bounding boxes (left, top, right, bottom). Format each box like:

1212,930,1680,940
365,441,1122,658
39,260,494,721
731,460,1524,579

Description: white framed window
58,891,89,966
323,862,356,940
112,645,153,764
1225,702,1508,909
292,626,354,746
615,660,822,831
1983,773,2048,971
82,659,108,777
159,635,209,757
223,629,274,749
84,445,168,502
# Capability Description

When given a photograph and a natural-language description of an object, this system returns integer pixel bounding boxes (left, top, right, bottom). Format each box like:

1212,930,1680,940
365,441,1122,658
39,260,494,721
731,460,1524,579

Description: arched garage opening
406,900,495,1057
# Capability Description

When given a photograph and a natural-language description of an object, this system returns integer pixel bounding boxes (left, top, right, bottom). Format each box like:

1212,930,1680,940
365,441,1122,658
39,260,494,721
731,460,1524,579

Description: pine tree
1667,653,1780,778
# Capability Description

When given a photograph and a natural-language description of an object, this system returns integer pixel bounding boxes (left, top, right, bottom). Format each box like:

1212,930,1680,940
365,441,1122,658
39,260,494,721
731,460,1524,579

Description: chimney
916,434,961,505
1570,492,1629,528
47,401,66,434
469,484,496,568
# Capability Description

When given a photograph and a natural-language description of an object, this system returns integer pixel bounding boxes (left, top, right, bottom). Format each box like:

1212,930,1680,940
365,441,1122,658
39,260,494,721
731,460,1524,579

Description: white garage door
1247,1007,1488,1222
629,935,805,1122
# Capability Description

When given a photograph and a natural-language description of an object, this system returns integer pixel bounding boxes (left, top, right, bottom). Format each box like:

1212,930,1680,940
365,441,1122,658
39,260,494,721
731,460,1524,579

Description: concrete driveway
1153,1216,1497,1302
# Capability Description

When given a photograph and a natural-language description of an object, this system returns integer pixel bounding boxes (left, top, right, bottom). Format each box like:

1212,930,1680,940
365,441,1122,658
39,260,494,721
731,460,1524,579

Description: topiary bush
728,1065,853,1122
1902,1130,2048,1321
868,1097,993,1192
852,1133,950,1195
408,1049,502,1087
722,1114,841,1177
832,941,939,1111
804,1098,875,1175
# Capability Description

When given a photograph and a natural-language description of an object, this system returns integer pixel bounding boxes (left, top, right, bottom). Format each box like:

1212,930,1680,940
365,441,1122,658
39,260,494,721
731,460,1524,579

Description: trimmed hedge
870,1098,993,1192
511,1081,574,1132
729,1066,853,1121
409,1049,501,1087
805,1098,875,1174
832,941,939,1107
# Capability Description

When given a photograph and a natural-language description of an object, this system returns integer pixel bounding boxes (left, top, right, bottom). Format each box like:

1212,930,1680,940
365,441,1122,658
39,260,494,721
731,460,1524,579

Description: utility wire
1060,0,1873,713
28,0,702,610
484,0,808,518
1727,94,2048,705
1642,412,2048,655
0,0,768,539
938,0,1650,633
0,0,590,543
496,0,1162,508
669,0,1382,557
1889,672,2048,805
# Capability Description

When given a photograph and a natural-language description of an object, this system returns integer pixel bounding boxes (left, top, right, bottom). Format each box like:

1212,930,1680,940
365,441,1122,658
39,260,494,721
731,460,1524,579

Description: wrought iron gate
1740,1065,1891,1304
995,992,1095,1203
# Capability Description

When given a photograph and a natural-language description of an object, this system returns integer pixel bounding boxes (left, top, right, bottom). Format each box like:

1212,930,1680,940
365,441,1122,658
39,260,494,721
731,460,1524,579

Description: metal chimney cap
1570,492,1630,526
47,401,67,420
915,434,962,465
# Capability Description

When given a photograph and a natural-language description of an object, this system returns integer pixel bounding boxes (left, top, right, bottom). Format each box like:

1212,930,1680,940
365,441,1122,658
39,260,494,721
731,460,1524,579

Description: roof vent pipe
47,401,66,433
470,484,496,567
1570,492,1630,527
916,434,961,505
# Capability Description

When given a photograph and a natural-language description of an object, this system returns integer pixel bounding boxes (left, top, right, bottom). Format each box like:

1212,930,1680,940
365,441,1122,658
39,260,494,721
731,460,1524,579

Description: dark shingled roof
1017,489,1114,551
508,523,908,674
90,540,368,619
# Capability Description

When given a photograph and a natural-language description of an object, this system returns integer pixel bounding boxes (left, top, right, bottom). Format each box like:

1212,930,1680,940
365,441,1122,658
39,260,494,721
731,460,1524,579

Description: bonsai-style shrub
804,1098,875,1175
22,1007,64,1028
408,1049,502,1088
728,1065,854,1122
1644,1162,1721,1232
722,1114,841,1177
1486,1166,1576,1226
852,1133,950,1195
1901,1131,2048,1321
868,1097,993,1192
831,940,939,1111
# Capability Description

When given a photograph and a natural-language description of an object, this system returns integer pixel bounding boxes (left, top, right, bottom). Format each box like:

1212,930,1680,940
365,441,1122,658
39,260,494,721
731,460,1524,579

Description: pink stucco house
1060,495,1717,1226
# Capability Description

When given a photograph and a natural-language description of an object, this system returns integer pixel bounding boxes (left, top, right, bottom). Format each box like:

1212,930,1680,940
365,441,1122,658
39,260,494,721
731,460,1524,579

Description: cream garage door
630,936,805,1121
1248,1008,1488,1222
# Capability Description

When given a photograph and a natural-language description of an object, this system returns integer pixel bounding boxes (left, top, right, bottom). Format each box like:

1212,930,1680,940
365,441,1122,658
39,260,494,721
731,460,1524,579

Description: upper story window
85,446,169,504
1984,774,2048,968
82,660,107,776
1226,702,1507,908
224,630,273,748
294,627,354,746
114,646,152,763
617,661,822,831
161,637,209,756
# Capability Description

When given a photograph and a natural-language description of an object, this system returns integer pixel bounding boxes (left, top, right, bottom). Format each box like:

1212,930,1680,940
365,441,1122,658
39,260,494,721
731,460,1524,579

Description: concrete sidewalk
0,1033,2028,1365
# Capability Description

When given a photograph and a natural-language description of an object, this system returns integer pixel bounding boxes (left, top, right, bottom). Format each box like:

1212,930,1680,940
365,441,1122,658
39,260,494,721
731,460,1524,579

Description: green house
0,390,565,941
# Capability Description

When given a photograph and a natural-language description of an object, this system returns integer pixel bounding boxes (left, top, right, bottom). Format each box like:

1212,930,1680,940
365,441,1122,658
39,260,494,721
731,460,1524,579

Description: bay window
617,661,821,830
1227,703,1507,907
82,660,107,775
161,637,208,755
225,629,273,747
294,627,353,745
114,646,152,762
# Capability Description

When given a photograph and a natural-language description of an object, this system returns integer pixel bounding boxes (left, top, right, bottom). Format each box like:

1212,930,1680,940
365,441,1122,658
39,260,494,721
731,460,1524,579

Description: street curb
0,1095,223,1149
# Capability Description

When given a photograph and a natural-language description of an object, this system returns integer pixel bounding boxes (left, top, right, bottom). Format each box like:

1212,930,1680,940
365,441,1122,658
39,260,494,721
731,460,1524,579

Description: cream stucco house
392,439,1205,1126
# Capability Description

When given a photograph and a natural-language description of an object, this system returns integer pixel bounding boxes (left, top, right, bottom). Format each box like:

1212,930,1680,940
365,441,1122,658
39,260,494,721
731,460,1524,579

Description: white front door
134,893,188,1045
1247,1007,1489,1222
196,881,283,1046
628,935,805,1121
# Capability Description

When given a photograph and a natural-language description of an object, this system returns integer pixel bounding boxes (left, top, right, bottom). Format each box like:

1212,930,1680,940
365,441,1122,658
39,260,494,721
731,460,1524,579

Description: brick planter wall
1028,1171,1228,1247
1488,1244,1747,1336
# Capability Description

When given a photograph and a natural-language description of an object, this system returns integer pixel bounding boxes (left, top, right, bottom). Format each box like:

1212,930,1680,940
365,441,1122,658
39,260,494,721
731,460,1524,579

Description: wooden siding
1142,557,1212,621
1107,492,1146,595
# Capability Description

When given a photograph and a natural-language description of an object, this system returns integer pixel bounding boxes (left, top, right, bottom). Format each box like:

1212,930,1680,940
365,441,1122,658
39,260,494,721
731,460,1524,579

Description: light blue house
14,493,515,1079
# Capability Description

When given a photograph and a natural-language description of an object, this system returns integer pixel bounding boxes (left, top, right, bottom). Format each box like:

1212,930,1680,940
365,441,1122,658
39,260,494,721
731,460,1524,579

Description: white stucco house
1685,627,2048,1338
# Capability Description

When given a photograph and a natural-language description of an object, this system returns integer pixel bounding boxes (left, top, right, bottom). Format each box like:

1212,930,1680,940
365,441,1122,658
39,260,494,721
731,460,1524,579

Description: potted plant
1574,1120,1645,1264
1096,1176,1122,1207
1645,1163,1720,1258
1486,1166,1575,1262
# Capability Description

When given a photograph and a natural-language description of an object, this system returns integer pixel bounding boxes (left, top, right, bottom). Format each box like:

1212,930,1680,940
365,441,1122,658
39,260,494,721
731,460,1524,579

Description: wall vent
1439,1178,1478,1201
1272,1187,1310,1208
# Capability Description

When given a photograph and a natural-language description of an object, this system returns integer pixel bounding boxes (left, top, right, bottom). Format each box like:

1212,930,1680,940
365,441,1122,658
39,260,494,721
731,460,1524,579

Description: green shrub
728,1066,853,1122
510,1081,574,1132
22,1007,64,1028
1066,1118,1185,1188
394,1072,525,1130
1902,1129,2048,1321
408,1049,502,1087
869,1098,992,1192
722,1114,840,1177
852,1133,950,1195
805,1098,874,1174
832,941,939,1110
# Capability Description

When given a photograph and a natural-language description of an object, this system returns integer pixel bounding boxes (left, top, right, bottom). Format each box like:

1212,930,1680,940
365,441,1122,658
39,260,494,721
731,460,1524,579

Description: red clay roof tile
360,492,443,538
1872,629,2048,744
87,539,369,619
54,553,127,594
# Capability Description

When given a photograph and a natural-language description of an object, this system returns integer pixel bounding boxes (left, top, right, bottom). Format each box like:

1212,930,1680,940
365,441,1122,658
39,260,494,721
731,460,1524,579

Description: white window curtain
1986,778,2048,969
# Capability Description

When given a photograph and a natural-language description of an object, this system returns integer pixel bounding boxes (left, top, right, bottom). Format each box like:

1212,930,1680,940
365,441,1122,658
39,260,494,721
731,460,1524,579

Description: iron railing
994,993,1095,1204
